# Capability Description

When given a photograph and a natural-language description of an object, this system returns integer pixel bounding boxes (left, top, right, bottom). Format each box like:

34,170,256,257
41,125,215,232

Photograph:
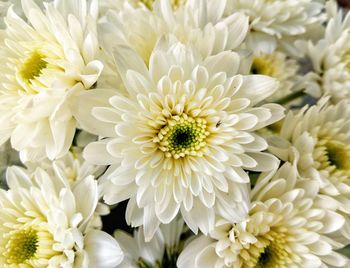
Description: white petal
84,230,124,268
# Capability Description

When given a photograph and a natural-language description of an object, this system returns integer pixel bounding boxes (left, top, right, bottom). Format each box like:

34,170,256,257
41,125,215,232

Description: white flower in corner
299,1,350,102
269,97,350,243
115,217,184,267
7,149,109,230
0,169,123,268
80,38,284,240
0,0,103,161
178,163,348,268
225,0,324,51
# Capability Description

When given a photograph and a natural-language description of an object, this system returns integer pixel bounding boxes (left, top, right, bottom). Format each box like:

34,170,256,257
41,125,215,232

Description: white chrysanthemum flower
0,0,103,161
0,169,123,267
178,163,348,268
268,98,350,242
249,50,299,102
224,0,324,52
79,38,284,240
115,217,184,267
100,0,249,64
299,1,350,102
7,149,108,230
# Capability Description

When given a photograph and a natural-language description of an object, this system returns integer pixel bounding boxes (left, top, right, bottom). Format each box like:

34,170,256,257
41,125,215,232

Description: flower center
251,56,276,77
3,228,38,264
325,140,350,170
154,114,209,159
254,233,290,268
139,0,185,9
18,50,47,84
256,246,272,267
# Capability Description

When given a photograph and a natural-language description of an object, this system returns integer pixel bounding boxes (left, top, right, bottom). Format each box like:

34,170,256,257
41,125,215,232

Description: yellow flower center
139,0,186,9
3,229,38,264
154,114,209,159
342,52,350,70
325,140,350,170
18,50,47,84
314,138,350,182
252,232,291,268
251,56,277,77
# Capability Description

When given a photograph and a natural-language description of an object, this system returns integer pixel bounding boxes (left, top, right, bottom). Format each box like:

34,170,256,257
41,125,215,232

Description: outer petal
84,230,124,268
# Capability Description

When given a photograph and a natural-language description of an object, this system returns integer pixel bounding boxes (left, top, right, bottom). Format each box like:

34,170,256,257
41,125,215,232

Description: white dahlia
115,217,184,268
178,163,348,268
0,169,123,267
79,39,284,240
99,0,249,64
299,1,350,102
224,0,324,52
268,98,350,242
0,0,103,161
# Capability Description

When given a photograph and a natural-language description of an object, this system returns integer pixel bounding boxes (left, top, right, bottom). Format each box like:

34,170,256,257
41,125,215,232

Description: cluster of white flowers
1,0,350,267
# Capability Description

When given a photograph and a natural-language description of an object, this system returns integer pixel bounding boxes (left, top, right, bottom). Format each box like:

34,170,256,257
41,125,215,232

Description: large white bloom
0,168,123,267
100,0,249,64
268,98,350,242
178,163,348,268
115,217,184,267
0,0,103,161
224,0,324,52
79,38,284,240
299,1,350,102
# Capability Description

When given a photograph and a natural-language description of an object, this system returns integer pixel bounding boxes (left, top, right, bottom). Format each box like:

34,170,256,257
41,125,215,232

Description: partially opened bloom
100,0,249,65
225,0,324,52
7,149,108,230
300,1,350,102
269,98,350,205
79,38,284,240
115,217,184,267
249,50,299,102
269,98,350,242
0,168,123,267
0,0,103,161
178,163,348,268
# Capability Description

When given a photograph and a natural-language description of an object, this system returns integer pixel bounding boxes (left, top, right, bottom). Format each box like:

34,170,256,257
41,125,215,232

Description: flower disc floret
155,114,209,159
3,229,38,264
18,50,48,85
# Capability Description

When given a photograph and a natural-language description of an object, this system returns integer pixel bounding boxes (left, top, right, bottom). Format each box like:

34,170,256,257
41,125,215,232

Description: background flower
0,0,103,161
0,170,123,267
178,163,348,267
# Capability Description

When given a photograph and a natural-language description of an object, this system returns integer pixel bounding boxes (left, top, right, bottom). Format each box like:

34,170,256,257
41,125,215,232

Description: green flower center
256,246,272,267
252,232,292,268
3,228,38,264
19,50,47,84
325,141,350,170
155,114,209,159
